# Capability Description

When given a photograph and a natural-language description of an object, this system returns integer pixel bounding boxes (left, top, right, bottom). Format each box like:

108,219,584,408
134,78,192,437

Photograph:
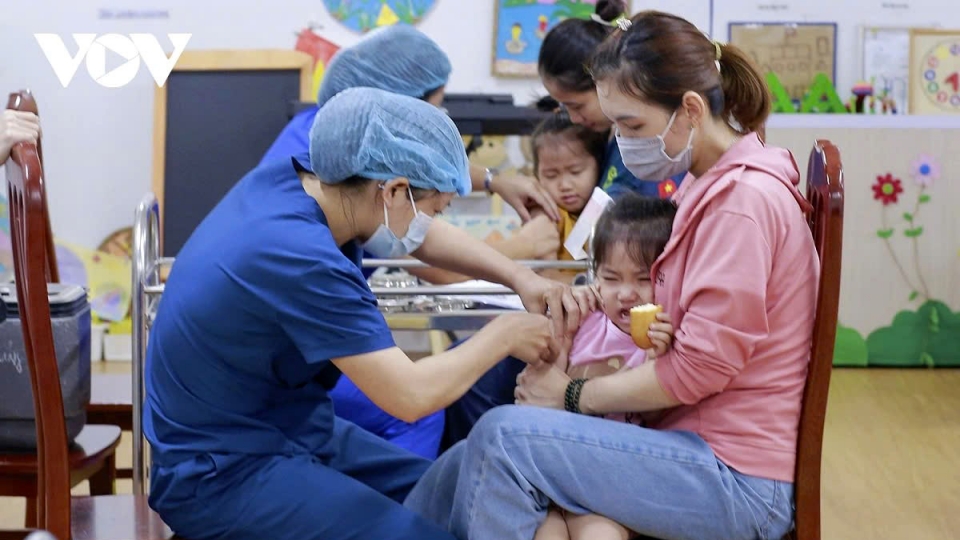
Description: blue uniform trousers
150,418,455,540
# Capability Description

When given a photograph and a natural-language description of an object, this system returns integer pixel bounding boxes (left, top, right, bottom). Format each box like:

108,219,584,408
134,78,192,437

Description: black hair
591,192,677,272
538,0,627,93
530,96,607,178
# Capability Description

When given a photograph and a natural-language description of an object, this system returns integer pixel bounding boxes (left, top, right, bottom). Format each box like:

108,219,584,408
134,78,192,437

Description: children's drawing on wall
322,0,438,33
493,0,615,77
729,22,838,111
834,154,960,368
860,27,909,114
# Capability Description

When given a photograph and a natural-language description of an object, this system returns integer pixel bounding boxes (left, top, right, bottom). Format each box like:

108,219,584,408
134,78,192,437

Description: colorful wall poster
493,0,626,78
323,0,439,34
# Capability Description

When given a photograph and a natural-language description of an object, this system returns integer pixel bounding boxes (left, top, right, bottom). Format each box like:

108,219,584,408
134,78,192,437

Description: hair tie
713,40,722,72
590,13,631,31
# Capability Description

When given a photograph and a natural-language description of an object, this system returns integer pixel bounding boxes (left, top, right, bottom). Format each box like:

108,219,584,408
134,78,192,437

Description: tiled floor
2,366,958,539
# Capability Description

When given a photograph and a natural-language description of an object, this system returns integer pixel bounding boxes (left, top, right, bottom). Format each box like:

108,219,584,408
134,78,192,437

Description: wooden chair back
6,91,59,283
4,142,72,540
791,139,844,540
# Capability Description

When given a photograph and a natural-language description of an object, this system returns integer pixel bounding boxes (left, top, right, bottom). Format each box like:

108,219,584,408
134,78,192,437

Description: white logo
34,33,191,88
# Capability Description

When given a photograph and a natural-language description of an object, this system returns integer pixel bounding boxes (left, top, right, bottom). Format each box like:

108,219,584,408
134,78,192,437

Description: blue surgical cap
309,87,471,196
316,24,452,108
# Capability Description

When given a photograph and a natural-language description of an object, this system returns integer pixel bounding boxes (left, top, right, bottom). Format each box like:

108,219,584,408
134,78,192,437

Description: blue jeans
405,405,795,540
331,374,445,459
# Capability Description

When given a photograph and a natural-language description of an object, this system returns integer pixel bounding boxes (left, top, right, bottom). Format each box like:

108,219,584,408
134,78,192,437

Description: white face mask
616,110,694,181
361,187,433,259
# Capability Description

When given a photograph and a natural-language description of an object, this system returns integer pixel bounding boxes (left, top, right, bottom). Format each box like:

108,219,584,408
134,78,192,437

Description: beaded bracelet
564,378,588,414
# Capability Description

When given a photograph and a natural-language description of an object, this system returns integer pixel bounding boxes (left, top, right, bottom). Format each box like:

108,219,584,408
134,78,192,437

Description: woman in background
538,0,686,200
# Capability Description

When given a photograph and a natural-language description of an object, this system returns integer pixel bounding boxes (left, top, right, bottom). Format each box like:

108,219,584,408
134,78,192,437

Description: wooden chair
7,90,137,482
1,142,172,540
786,139,844,540
1,92,122,528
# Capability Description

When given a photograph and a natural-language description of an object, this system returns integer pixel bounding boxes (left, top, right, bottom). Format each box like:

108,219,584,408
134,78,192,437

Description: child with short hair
534,192,676,540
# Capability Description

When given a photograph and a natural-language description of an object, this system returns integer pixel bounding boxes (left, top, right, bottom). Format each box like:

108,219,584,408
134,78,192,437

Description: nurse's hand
495,312,558,364
514,272,583,339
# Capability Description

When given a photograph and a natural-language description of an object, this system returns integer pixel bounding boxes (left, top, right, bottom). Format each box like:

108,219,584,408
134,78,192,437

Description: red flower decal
872,174,903,205
658,179,677,199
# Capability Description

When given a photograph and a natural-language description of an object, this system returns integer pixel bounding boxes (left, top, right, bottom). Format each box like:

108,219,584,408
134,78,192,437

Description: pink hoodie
650,133,819,483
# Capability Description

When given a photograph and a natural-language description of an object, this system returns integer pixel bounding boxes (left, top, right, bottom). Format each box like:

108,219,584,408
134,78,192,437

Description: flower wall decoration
873,159,934,302
839,152,960,368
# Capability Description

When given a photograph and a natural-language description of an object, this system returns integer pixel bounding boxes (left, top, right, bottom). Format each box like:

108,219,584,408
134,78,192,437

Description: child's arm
645,311,673,359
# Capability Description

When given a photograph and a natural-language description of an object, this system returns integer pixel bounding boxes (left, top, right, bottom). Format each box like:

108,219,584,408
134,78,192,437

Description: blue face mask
362,187,433,259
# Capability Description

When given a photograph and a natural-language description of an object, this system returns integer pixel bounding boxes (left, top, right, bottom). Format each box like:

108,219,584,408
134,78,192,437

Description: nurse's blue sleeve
276,259,395,364
260,107,318,166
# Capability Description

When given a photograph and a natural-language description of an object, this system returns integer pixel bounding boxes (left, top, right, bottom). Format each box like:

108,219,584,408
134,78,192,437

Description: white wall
0,0,957,249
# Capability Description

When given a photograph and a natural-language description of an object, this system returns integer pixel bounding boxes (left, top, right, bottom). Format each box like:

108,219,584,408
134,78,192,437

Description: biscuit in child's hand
630,304,663,349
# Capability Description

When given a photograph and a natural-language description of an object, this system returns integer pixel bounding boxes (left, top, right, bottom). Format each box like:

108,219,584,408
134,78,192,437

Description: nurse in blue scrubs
261,23,563,461
143,88,583,540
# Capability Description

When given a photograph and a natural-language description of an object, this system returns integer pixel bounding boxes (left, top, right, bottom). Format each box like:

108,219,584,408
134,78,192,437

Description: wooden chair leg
87,454,117,495
24,497,37,528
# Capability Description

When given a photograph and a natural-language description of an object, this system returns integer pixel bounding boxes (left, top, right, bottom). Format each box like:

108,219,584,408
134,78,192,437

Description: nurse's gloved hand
494,312,557,364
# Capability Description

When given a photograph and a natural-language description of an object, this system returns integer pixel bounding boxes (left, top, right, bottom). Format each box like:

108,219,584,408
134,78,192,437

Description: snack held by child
536,193,676,540
530,98,608,282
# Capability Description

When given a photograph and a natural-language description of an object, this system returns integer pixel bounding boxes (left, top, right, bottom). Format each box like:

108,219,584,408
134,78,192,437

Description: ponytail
590,11,771,138
717,42,771,135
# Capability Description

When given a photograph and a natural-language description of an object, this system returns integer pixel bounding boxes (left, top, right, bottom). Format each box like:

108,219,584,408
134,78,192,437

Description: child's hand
647,311,674,359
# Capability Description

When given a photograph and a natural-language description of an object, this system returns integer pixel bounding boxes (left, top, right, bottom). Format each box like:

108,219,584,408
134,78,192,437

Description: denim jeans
405,405,795,540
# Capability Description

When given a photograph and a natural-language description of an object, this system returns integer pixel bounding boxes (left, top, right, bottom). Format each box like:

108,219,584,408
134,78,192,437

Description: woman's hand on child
514,362,571,410
646,312,674,359
491,171,561,223
514,273,584,338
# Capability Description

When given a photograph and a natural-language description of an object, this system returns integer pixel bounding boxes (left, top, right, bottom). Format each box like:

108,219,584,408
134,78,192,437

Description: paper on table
442,280,525,311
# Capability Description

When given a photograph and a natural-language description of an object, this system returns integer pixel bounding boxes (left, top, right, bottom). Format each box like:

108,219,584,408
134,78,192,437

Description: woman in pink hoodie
404,11,820,540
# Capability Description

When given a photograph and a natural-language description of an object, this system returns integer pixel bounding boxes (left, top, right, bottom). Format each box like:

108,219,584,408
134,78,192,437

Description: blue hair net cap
309,87,471,196
317,24,452,107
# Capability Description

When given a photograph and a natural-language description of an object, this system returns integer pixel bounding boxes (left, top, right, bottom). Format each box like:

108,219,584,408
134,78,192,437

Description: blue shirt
599,138,685,200
260,106,318,166
143,154,394,465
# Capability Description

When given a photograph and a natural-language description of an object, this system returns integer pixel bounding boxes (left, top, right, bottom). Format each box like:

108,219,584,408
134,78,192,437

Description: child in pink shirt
539,193,676,540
